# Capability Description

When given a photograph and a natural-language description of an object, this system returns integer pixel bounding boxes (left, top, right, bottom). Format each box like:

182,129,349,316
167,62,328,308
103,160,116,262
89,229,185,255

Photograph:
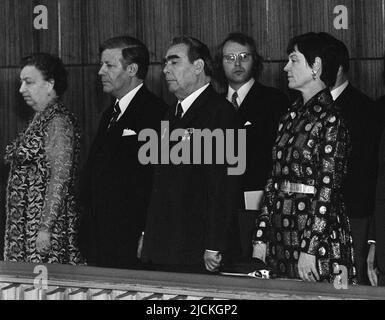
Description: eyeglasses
223,52,251,64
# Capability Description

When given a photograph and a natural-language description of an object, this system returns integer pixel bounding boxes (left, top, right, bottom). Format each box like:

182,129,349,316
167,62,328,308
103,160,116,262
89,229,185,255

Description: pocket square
244,121,252,126
122,129,137,136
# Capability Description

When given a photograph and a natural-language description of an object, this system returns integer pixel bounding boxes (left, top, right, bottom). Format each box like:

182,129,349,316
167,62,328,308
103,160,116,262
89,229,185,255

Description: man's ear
193,59,205,75
127,63,139,77
337,65,344,77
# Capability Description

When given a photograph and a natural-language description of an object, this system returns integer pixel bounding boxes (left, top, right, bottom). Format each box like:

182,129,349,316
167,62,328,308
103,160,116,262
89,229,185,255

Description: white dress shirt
330,80,349,101
176,83,210,117
226,78,255,107
115,83,144,121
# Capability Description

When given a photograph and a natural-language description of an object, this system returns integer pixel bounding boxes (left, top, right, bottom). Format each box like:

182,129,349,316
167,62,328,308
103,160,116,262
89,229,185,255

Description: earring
312,70,317,80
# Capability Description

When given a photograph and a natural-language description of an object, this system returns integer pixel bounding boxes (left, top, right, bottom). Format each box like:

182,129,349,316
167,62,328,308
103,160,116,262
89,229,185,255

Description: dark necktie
108,101,121,129
175,102,183,119
231,91,239,110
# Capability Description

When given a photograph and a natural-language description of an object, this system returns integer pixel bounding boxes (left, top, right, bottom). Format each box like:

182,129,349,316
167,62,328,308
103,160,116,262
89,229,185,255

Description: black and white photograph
0,0,385,306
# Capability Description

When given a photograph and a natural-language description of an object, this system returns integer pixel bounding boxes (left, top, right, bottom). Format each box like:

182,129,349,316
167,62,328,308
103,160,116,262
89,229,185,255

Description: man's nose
98,64,106,75
234,57,241,66
19,82,26,93
163,63,169,74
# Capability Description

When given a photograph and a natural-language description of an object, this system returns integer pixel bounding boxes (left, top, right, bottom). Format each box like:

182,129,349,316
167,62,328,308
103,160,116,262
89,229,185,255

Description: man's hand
204,250,222,272
298,252,320,282
367,243,378,286
36,230,51,255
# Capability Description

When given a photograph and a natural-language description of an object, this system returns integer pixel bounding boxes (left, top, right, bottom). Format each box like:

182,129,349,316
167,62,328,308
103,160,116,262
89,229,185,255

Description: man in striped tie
217,32,289,258
80,36,167,270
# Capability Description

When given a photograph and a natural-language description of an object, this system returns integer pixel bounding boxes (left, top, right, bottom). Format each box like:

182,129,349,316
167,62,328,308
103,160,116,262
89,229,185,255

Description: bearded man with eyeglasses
216,33,289,259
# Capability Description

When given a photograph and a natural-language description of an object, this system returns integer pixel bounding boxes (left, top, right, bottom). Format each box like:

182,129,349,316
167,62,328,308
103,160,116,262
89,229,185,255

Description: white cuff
205,250,220,254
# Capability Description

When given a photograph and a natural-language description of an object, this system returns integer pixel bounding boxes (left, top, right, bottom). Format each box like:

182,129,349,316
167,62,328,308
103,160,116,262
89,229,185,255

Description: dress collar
290,88,333,112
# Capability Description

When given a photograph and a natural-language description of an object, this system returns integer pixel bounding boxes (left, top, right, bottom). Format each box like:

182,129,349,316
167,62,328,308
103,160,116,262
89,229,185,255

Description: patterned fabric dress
254,89,357,283
4,101,82,265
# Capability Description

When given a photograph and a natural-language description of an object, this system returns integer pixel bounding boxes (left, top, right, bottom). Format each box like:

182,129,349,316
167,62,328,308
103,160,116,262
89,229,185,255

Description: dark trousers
350,217,369,285
378,271,385,286
238,209,260,259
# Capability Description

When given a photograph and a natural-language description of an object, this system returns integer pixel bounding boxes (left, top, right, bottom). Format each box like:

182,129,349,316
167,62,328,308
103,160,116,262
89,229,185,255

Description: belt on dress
280,181,316,195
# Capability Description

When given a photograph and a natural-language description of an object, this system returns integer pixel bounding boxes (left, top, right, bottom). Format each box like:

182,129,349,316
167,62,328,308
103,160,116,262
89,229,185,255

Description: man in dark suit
216,33,288,257
142,36,242,273
79,36,167,269
367,60,385,287
326,34,380,284
368,129,385,286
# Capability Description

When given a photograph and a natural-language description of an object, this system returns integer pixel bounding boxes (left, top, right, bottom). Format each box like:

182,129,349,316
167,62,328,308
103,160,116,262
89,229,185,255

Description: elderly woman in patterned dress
253,32,357,283
3,53,82,264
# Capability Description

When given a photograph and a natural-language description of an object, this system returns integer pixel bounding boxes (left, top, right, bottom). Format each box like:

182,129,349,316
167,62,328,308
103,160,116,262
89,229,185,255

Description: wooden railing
0,261,384,300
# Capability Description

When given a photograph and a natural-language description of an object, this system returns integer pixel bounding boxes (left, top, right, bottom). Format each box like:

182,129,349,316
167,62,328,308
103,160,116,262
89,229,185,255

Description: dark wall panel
263,0,294,61
60,0,83,64
33,0,60,57
82,0,138,64
184,0,244,53
82,65,111,159
349,60,385,99
139,0,183,63
0,0,35,66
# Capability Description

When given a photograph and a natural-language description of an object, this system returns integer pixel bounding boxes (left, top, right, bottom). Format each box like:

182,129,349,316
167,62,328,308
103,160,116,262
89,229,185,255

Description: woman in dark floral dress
4,53,82,265
253,33,357,284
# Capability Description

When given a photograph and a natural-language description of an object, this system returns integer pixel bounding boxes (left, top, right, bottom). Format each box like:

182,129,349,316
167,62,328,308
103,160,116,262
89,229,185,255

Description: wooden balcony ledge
1,261,385,300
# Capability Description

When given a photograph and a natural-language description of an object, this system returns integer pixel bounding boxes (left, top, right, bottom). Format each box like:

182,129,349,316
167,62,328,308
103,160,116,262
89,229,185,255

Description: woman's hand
367,243,378,286
298,252,320,282
36,230,51,255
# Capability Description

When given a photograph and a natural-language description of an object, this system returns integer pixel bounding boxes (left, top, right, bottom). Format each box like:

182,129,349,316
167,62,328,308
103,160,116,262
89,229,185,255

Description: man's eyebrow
165,54,180,61
289,53,298,59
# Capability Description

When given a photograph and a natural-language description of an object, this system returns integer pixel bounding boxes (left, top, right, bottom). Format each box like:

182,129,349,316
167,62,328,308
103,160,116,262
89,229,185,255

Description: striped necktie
231,91,239,110
175,102,183,119
108,101,121,129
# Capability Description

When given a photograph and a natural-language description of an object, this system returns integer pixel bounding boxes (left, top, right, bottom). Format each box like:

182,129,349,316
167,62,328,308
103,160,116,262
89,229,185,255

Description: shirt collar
178,83,210,117
227,78,255,106
115,83,144,119
330,80,349,101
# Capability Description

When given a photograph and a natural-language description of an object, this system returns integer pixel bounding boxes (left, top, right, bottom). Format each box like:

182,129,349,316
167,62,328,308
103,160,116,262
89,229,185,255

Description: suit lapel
101,102,116,133
90,86,149,159
236,82,261,125
239,82,261,110
170,85,214,130
87,101,116,160
335,84,353,108
114,85,149,131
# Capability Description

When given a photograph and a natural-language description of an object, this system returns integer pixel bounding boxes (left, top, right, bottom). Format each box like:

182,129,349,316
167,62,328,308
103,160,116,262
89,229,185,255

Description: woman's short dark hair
216,32,264,82
287,32,341,88
99,36,150,80
171,36,214,77
21,53,68,97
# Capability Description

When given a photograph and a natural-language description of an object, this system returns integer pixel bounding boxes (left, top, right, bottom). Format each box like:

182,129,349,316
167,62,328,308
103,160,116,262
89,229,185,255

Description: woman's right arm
252,177,275,261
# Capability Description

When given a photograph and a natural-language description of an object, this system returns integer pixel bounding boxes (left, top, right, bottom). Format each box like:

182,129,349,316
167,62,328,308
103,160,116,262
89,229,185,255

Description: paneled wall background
0,0,385,256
